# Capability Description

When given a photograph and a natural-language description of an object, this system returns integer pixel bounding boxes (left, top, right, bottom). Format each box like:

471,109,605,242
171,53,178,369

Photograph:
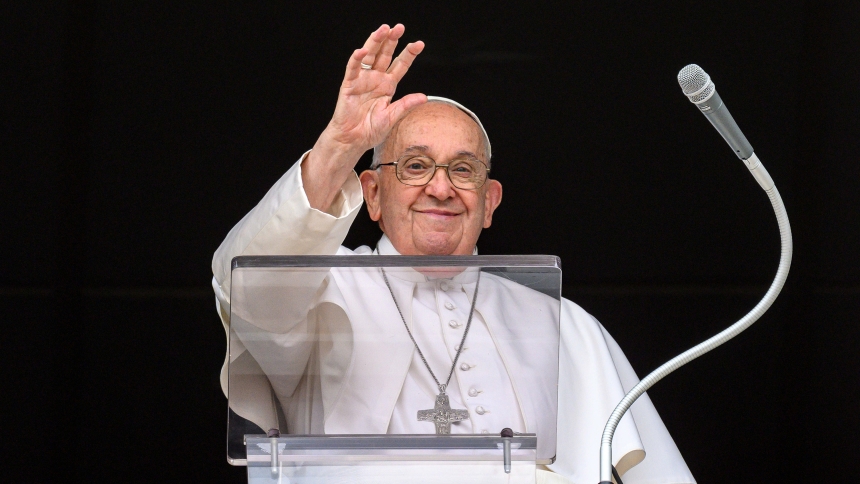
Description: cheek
379,184,415,222
466,196,486,225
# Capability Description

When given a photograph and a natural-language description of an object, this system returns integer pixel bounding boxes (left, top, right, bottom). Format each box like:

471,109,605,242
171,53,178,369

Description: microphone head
678,64,715,103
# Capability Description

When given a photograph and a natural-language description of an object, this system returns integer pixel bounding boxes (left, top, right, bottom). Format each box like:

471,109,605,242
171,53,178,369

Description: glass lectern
227,255,561,483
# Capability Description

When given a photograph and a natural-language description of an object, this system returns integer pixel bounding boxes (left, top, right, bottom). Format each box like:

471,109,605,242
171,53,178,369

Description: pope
213,23,696,484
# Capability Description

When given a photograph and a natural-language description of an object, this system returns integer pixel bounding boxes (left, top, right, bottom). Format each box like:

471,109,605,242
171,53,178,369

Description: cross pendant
417,391,470,434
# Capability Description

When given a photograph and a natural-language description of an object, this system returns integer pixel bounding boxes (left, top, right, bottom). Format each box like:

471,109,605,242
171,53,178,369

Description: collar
374,235,480,284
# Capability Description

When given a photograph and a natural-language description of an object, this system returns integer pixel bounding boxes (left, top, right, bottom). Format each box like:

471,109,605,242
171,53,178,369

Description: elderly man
213,24,695,484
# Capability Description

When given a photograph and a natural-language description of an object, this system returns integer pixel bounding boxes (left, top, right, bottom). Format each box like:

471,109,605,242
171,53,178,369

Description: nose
424,165,456,199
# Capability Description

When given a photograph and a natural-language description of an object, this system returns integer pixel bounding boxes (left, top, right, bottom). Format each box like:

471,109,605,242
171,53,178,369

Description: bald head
372,99,491,168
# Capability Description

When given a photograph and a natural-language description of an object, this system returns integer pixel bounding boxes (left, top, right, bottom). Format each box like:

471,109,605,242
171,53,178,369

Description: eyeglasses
377,155,490,190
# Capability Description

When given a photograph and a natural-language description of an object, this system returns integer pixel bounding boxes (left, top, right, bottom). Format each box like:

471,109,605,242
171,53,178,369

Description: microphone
600,63,793,484
677,64,753,160
678,64,773,190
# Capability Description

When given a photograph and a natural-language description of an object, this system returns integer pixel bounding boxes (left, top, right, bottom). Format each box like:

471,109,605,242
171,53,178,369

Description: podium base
245,434,538,484
249,460,536,484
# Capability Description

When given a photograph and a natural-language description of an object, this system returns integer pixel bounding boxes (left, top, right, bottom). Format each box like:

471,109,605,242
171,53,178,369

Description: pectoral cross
417,391,470,435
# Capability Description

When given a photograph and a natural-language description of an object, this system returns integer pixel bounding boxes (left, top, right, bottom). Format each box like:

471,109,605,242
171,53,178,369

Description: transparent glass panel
228,255,560,465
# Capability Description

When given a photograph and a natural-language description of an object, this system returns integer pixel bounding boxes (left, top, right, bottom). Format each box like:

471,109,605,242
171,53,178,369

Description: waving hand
328,24,427,151
303,24,425,211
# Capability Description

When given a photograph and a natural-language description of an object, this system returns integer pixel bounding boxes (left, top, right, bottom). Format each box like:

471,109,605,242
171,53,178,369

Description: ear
359,170,382,221
482,179,503,228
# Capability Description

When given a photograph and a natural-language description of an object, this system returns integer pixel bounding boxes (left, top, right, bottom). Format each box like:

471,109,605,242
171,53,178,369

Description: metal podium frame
245,433,537,483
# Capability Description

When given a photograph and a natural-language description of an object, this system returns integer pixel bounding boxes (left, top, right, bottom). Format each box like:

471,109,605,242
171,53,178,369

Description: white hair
370,96,492,169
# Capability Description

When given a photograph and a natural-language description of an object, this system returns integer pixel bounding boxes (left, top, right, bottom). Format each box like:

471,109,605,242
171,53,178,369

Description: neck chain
380,267,481,434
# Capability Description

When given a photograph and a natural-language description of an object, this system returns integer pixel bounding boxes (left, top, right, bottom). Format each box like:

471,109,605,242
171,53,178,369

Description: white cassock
212,153,696,484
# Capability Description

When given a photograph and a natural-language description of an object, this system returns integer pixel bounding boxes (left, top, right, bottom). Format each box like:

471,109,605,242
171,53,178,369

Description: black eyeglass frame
376,155,491,190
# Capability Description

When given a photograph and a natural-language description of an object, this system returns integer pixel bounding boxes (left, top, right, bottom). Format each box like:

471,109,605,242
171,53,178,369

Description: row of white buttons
439,284,489,421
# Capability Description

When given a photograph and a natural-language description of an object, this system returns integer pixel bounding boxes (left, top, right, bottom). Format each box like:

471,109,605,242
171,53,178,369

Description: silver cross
417,392,470,434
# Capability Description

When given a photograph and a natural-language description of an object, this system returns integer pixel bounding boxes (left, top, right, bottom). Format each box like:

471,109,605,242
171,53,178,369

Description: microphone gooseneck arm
599,180,791,483
597,66,793,484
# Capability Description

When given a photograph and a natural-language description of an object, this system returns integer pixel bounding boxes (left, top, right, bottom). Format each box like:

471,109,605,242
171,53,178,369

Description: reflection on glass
228,256,560,463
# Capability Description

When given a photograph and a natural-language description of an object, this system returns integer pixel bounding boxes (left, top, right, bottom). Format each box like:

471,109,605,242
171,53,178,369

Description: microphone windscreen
678,64,715,103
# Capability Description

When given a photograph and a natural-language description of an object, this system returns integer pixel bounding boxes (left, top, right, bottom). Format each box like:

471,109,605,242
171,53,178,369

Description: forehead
389,103,485,158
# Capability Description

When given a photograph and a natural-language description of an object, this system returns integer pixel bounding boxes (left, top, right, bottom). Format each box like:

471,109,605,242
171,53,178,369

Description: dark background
3,1,858,482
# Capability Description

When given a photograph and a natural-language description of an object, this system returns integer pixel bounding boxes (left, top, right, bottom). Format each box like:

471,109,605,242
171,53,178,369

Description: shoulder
560,297,599,326
478,272,561,316
481,271,558,302
559,297,616,346
480,274,604,328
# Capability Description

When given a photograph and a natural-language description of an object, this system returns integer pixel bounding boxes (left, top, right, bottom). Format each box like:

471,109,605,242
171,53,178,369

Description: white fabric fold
213,152,363,392
212,153,696,484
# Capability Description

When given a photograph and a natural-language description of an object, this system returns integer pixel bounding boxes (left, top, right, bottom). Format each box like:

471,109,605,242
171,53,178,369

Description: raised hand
327,24,426,152
304,24,426,211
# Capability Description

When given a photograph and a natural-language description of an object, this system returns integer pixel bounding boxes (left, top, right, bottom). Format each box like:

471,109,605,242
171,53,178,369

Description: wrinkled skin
360,103,502,255
301,24,502,255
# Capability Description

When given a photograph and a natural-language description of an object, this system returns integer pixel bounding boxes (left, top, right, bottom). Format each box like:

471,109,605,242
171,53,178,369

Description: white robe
212,153,696,484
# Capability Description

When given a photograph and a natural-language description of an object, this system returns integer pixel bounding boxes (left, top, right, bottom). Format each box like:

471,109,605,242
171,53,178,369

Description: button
440,282,450,291
475,406,487,415
444,301,456,310
468,388,481,397
455,344,467,352
448,320,460,328
460,363,472,371
481,430,489,434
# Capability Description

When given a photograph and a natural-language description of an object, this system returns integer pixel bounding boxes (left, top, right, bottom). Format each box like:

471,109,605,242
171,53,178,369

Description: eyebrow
454,150,481,160
402,145,430,154
400,146,482,160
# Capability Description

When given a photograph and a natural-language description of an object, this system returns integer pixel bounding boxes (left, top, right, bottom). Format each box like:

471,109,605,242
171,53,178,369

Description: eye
399,157,434,178
449,160,477,177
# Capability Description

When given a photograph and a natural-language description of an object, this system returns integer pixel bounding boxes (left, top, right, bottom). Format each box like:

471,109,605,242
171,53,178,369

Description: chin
414,232,467,256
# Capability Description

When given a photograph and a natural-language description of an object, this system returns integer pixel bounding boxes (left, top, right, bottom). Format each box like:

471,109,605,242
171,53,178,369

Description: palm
334,73,399,147
326,24,426,152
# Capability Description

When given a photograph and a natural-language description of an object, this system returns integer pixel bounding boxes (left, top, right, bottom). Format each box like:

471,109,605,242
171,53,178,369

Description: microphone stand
598,152,793,484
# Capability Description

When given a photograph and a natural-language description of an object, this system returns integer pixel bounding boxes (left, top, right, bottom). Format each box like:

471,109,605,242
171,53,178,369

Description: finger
359,24,390,68
387,41,425,83
373,23,405,71
385,93,428,123
344,48,370,82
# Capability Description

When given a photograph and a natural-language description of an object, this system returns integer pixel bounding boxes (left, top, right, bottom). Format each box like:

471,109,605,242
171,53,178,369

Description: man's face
359,103,503,256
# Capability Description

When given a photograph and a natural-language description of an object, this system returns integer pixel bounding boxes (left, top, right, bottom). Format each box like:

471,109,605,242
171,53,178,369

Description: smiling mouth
417,209,460,218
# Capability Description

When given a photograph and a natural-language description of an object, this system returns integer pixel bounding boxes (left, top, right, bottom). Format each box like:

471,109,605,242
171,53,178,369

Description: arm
212,23,426,309
212,24,426,396
302,23,426,212
211,155,362,317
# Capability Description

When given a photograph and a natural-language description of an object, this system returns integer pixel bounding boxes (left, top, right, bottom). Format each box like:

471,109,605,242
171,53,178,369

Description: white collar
374,235,480,284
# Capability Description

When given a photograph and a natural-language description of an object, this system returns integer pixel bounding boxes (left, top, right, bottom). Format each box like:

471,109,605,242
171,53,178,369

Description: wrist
315,125,370,161
307,134,358,172
302,131,366,212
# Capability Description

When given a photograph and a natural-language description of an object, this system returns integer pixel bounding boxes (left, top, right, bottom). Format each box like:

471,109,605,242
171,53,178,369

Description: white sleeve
212,151,363,306
211,151,363,395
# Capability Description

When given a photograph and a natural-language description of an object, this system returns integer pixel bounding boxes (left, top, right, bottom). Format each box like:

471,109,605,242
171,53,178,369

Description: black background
3,1,858,482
